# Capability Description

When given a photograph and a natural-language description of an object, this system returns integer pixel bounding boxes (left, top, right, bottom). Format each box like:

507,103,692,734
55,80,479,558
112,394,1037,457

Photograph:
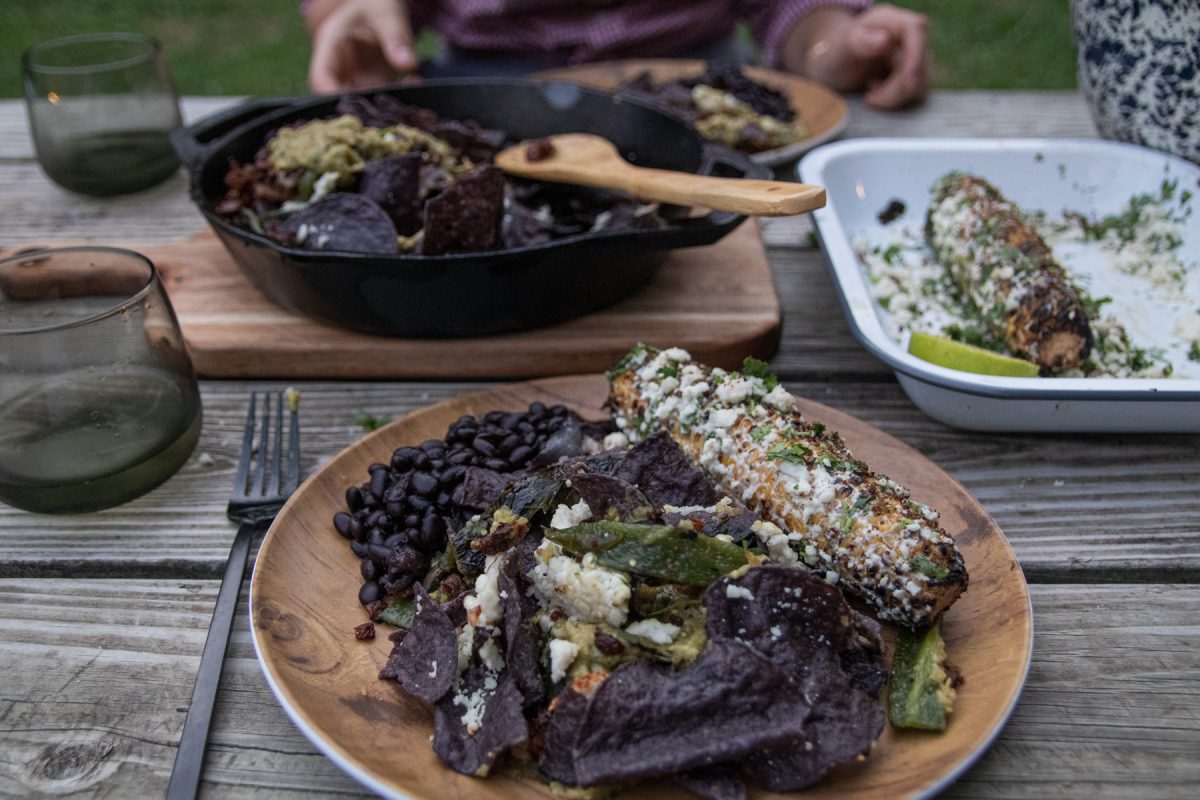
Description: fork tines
231,391,300,505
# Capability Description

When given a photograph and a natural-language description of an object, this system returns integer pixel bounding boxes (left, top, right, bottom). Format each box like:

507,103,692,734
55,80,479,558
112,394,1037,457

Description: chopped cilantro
750,425,773,443
606,343,648,379
882,243,904,264
767,443,810,464
839,513,855,535
1189,341,1200,363
910,555,949,580
658,363,679,379
804,231,818,248
850,495,872,515
355,411,387,432
741,357,779,391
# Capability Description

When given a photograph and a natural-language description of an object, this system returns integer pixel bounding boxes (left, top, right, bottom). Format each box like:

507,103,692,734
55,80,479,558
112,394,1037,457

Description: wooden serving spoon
495,133,825,216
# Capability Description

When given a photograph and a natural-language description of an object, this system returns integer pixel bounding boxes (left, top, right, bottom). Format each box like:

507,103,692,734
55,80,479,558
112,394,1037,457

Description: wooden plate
250,376,1032,800
533,59,849,167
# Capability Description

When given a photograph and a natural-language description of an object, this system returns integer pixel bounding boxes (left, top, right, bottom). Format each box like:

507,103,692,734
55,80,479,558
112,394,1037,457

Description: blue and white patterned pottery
1073,0,1200,163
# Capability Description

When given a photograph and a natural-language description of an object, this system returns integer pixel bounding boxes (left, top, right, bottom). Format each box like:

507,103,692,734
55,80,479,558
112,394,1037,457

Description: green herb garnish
750,425,773,443
767,443,810,464
741,357,779,391
910,555,950,580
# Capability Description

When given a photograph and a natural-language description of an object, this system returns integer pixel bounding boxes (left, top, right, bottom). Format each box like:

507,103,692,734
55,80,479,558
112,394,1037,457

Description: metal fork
166,391,301,800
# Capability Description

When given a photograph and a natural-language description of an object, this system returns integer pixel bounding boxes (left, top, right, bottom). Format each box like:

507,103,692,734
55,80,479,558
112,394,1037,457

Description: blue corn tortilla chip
358,154,422,235
569,473,651,522
433,663,528,777
614,431,721,508
451,466,512,511
422,165,505,255
274,193,399,254
499,572,544,710
379,583,456,703
539,681,592,786
660,497,758,542
705,567,887,791
558,639,812,787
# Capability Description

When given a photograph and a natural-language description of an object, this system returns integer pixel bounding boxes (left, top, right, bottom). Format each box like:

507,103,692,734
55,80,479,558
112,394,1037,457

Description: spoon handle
601,164,826,216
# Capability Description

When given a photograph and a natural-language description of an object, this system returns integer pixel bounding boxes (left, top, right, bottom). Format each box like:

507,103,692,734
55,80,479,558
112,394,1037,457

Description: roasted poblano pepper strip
377,596,416,629
545,521,752,586
889,623,957,730
451,470,572,578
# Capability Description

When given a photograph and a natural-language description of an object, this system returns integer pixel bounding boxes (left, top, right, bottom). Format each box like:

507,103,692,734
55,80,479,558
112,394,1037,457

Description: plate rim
531,58,849,165
249,376,1033,799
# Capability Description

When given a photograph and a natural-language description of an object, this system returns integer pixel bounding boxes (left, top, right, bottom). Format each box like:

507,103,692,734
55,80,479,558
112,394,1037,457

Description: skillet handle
693,144,774,226
170,96,298,171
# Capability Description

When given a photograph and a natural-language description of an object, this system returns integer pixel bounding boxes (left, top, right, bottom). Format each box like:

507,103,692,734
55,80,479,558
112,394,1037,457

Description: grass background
1,0,1077,97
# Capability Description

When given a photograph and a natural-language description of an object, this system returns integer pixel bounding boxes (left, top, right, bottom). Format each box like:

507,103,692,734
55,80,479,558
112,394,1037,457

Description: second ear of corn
926,171,1093,373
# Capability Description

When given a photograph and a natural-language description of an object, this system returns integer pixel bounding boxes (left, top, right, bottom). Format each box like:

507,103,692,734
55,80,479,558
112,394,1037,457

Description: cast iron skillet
171,79,764,337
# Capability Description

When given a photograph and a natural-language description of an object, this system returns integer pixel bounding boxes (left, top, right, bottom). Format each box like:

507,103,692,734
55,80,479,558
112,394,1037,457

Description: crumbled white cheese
724,584,754,600
603,431,630,450
478,635,505,672
763,384,794,411
624,618,680,645
548,638,580,682
528,538,630,626
550,499,593,530
464,553,506,628
752,519,798,565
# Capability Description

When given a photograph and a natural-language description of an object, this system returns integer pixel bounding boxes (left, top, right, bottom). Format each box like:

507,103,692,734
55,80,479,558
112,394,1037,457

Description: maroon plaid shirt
404,0,871,67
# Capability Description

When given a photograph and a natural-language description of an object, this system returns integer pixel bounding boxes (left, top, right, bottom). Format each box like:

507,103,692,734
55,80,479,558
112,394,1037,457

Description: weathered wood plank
0,580,1193,798
0,381,1196,580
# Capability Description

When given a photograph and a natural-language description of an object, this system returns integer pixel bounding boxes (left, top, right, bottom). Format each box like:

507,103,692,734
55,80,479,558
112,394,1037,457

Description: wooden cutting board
5,221,779,379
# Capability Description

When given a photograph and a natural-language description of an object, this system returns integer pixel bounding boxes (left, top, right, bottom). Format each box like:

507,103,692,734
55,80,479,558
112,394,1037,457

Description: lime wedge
908,331,1039,378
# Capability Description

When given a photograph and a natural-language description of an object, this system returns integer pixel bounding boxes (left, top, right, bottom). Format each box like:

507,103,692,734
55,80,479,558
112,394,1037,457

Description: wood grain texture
250,376,1031,800
0,580,1193,799
1,381,1196,580
1,222,781,380
496,133,826,215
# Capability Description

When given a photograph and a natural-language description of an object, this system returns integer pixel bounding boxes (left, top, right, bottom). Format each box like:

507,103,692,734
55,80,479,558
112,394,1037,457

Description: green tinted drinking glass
0,247,202,513
22,32,183,196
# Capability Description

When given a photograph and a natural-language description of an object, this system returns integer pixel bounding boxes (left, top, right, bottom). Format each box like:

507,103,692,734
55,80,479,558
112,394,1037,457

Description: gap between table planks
2,220,780,380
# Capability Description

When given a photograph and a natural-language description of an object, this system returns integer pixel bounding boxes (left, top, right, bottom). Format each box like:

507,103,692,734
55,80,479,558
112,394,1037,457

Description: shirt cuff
760,0,873,69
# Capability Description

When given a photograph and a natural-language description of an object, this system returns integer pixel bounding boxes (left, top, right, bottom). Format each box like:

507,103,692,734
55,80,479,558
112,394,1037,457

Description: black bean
368,542,393,561
384,532,407,549
410,471,439,497
421,514,447,541
420,439,445,456
429,458,445,472
483,410,505,424
502,413,523,430
360,559,378,581
436,491,452,507
453,425,477,443
391,446,419,471
472,436,497,457
448,450,474,466
412,451,431,470
529,401,546,414
407,495,431,512
368,528,386,547
333,511,353,538
508,445,534,466
369,468,389,500
350,539,369,558
517,420,534,433
484,457,509,472
365,508,386,529
403,513,420,529
439,465,466,486
345,486,364,512
498,433,520,456
549,404,567,417
384,500,403,518
347,515,365,541
358,581,382,605
522,431,537,446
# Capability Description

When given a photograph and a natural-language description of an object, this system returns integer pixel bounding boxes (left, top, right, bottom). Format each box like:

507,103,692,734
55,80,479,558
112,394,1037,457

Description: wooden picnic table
0,92,1197,799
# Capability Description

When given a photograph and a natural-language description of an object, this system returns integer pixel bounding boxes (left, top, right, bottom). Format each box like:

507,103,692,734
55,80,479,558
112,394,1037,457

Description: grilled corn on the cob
927,171,1092,373
607,346,968,627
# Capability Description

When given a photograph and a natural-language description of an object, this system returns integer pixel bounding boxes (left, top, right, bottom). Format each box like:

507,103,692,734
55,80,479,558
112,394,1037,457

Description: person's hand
306,0,418,92
784,4,931,110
